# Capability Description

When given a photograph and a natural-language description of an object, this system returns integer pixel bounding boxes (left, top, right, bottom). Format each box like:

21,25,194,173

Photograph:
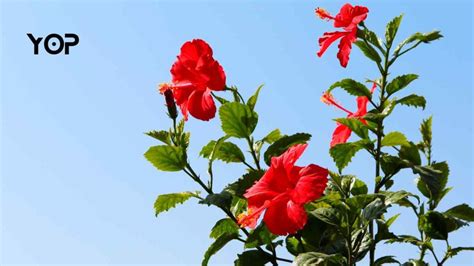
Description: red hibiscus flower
315,4,369,67
161,39,226,121
238,144,328,235
322,83,377,147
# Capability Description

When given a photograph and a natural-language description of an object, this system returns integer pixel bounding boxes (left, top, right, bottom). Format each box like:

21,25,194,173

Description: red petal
317,31,347,58
291,164,328,204
337,29,357,67
187,89,216,121
263,197,307,235
331,123,352,147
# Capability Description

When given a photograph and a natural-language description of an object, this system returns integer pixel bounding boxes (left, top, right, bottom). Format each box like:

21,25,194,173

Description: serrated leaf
386,74,418,96
209,218,239,239
445,204,474,222
354,40,382,63
145,130,170,144
399,142,421,165
245,223,276,248
350,178,368,195
226,170,265,197
374,256,399,265
261,129,282,144
396,94,426,109
381,154,408,176
154,191,198,216
144,145,186,172
334,117,369,140
413,162,449,202
199,191,233,209
363,198,387,222
234,250,271,266
330,140,371,171
393,30,443,56
293,252,346,266
202,233,238,266
263,133,311,165
445,247,474,259
200,140,245,163
385,15,403,48
219,102,258,138
418,211,448,240
311,208,342,227
382,131,409,147
329,78,372,98
358,28,384,51
247,84,264,111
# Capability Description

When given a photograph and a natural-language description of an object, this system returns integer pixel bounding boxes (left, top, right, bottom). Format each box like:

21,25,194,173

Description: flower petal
263,197,307,235
337,29,357,67
187,89,216,121
292,164,328,204
317,31,348,58
331,123,352,147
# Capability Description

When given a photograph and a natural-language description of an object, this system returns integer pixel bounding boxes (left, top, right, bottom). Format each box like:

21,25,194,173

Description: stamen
315,8,334,20
321,92,353,115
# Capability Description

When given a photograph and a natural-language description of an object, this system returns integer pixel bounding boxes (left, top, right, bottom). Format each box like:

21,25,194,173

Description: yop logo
27,33,79,55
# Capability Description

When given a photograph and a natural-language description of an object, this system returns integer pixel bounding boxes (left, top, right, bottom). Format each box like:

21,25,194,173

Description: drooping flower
238,144,328,235
322,83,377,147
162,39,226,121
315,4,369,67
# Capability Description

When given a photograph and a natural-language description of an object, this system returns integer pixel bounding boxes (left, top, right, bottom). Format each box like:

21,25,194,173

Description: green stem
246,136,262,170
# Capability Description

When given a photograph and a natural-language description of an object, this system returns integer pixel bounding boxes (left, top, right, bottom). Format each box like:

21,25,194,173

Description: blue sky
1,0,472,265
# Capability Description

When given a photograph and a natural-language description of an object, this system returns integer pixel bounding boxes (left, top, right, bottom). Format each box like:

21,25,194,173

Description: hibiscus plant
144,3,473,266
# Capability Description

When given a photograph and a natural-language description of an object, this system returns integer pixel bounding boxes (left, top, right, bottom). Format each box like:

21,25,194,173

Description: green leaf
385,15,403,48
445,247,474,259
210,218,239,239
144,145,186,172
226,170,265,197
399,142,421,165
363,198,387,222
213,94,229,104
285,236,306,256
381,131,409,147
245,223,276,248
202,232,238,266
358,28,384,51
247,84,264,111
386,74,418,96
154,191,199,217
199,191,233,209
263,133,311,165
386,235,423,246
413,162,449,202
393,30,443,56
350,178,368,196
234,250,271,266
354,40,382,63
293,252,346,266
334,117,369,140
418,211,448,240
219,102,258,138
445,204,474,222
329,78,372,98
374,255,399,266
381,154,408,176
330,140,371,171
311,208,342,227
420,116,432,150
200,140,245,163
145,130,170,145
396,94,426,109
261,129,282,144
401,259,428,266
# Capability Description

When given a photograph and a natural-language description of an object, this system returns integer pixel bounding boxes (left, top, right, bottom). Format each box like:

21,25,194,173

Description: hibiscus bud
159,83,178,119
